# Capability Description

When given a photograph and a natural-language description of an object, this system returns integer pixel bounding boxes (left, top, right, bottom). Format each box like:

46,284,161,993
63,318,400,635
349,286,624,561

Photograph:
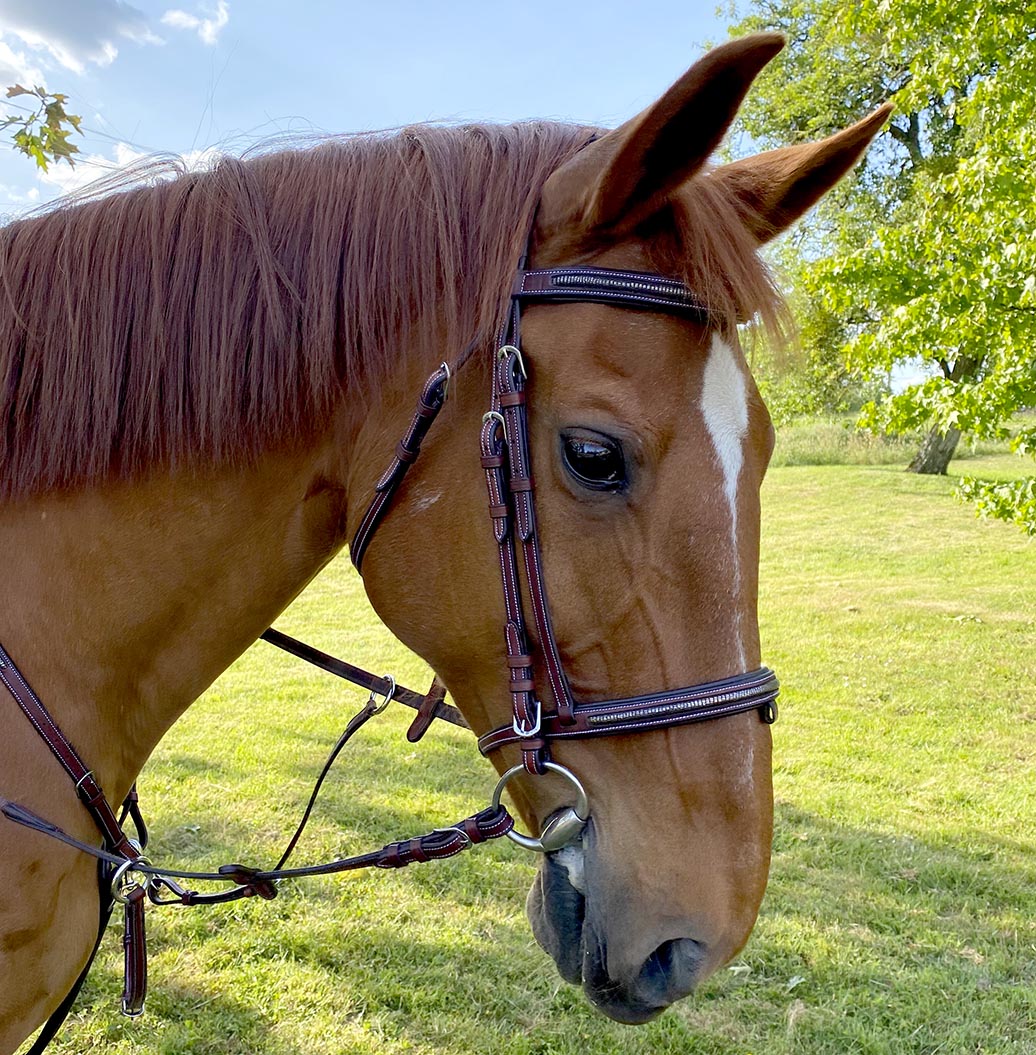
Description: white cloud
0,0,160,75
0,179,38,203
161,1,229,46
0,38,44,86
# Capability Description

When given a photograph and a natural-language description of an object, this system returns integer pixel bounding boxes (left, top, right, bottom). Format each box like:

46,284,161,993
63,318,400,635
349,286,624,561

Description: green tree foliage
2,84,81,170
728,0,1036,532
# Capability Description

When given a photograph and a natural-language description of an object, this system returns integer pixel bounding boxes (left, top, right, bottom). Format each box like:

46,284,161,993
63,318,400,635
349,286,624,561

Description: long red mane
0,123,781,500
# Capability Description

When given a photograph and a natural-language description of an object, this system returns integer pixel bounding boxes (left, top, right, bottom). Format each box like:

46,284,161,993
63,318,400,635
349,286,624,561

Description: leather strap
0,643,138,859
2,794,513,891
120,885,147,1016
260,628,467,737
0,641,149,1030
514,267,709,318
351,364,450,571
478,667,779,755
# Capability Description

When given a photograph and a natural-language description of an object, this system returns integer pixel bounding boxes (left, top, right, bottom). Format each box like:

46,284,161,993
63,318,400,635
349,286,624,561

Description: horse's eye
560,431,627,492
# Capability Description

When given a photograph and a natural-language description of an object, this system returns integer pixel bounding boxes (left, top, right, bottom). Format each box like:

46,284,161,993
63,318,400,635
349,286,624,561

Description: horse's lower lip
584,992,665,1025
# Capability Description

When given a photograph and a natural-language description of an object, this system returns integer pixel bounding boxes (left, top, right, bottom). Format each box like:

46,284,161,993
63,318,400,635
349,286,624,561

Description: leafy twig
1,84,82,171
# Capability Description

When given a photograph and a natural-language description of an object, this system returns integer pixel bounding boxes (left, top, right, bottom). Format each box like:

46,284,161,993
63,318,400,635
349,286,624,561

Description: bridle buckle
512,697,541,738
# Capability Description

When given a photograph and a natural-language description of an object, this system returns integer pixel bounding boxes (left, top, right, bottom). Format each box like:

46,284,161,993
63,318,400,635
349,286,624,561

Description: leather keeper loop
509,679,535,693
506,654,533,668
481,454,505,469
499,390,526,407
510,477,533,493
395,443,419,465
522,747,548,776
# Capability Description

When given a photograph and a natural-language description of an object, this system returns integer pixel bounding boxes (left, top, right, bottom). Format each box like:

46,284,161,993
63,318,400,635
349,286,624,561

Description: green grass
30,453,1035,1055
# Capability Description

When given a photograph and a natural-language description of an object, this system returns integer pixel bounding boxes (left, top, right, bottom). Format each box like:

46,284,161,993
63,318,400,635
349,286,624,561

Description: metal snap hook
110,854,153,904
491,762,589,853
366,675,395,715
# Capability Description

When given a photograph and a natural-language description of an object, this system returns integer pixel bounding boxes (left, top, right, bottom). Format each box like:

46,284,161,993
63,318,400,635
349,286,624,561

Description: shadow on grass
718,802,1036,1053
55,769,1036,1054
47,801,1036,1055
65,974,309,1055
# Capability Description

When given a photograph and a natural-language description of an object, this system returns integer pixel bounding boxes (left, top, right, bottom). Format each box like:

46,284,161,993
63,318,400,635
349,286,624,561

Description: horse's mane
0,123,782,500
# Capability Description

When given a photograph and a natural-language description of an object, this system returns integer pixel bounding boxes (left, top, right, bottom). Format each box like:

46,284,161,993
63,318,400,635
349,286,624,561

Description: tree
1,84,81,171
727,0,1036,533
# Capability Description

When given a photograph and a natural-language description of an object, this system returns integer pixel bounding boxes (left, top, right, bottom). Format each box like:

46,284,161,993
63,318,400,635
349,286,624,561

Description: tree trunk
908,426,962,474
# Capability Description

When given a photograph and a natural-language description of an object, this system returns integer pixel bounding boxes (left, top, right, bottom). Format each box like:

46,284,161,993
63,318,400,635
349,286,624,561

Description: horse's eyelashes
560,430,628,493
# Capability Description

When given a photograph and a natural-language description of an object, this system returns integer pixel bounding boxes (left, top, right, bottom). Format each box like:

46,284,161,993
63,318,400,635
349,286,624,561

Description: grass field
33,450,1035,1055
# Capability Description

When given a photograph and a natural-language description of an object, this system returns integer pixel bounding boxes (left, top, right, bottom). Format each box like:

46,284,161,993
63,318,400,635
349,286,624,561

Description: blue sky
0,1,732,211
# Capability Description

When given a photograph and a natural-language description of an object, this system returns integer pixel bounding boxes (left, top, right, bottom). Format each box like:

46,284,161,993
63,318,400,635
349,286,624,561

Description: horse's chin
526,844,587,986
526,833,696,1025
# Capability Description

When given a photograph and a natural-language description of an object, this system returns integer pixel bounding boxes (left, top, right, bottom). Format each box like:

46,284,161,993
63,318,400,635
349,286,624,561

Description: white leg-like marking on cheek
700,333,749,668
411,488,443,513
735,734,755,794
553,844,586,895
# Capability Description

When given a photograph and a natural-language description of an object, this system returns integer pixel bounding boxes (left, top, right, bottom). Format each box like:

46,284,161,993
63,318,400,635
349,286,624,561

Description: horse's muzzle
526,828,706,1024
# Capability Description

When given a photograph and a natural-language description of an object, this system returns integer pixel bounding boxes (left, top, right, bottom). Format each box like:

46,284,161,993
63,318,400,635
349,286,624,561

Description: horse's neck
0,433,349,806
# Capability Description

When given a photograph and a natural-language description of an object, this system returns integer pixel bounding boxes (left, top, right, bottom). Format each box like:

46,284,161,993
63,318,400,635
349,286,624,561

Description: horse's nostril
634,937,706,1005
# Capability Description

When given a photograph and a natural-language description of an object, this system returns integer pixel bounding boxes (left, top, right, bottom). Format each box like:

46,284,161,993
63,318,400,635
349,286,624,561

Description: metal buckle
512,696,541,738
438,361,451,402
433,825,472,850
366,675,396,715
74,769,95,795
497,344,526,380
491,761,589,853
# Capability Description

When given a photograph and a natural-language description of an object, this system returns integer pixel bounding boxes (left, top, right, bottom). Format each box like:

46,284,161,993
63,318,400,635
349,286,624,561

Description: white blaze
553,844,586,894
700,334,749,668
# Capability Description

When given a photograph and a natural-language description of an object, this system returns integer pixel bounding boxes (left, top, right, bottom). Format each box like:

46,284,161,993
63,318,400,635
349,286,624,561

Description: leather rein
1,261,778,1047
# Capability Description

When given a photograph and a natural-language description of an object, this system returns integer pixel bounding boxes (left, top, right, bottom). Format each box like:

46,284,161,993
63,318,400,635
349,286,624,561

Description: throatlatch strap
350,364,450,571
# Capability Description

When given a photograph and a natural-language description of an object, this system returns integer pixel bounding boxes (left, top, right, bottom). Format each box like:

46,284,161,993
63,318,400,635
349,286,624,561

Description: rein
1,263,778,1049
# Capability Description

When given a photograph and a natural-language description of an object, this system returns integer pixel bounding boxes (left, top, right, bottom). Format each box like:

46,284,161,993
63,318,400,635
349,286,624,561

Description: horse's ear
540,33,786,238
710,103,894,244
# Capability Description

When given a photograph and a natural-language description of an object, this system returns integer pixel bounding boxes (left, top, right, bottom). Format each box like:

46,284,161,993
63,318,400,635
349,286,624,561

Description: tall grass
771,415,1016,468
27,452,1036,1055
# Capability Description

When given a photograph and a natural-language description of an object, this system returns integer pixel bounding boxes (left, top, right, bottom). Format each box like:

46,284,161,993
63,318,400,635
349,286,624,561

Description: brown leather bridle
0,258,778,1049
350,261,779,850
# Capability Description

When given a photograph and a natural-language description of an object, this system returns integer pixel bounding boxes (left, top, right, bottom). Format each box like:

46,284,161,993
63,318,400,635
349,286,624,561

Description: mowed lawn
38,454,1035,1055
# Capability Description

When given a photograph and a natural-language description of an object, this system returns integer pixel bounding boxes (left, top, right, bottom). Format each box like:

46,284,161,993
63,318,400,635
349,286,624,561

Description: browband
514,267,710,318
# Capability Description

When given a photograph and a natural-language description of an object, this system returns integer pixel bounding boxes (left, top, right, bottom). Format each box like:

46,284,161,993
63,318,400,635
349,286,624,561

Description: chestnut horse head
0,34,888,1050
355,35,889,1021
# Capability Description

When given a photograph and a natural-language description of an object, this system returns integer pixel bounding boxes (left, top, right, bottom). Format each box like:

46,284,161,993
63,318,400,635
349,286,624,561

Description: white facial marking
411,488,443,513
700,333,749,669
735,734,756,794
553,844,586,894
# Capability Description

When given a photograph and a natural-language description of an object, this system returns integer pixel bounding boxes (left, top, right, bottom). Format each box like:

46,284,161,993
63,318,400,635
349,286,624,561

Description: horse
0,33,889,1052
